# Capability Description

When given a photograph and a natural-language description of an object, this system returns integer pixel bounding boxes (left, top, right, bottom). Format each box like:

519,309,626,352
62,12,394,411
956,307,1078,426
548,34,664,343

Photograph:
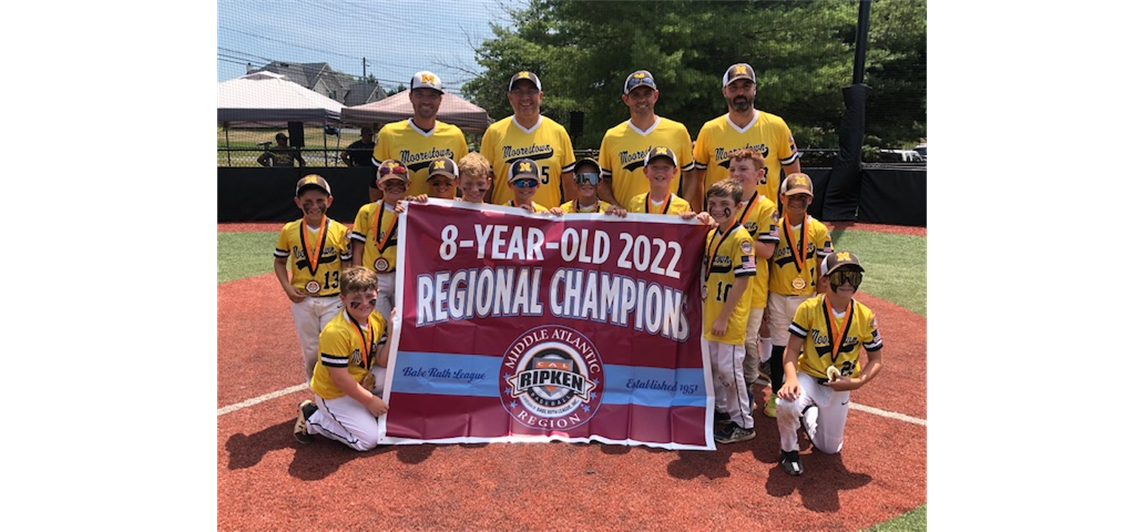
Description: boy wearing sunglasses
274,175,352,382
351,160,410,322
295,266,394,451
775,251,884,475
559,158,627,216
503,158,550,213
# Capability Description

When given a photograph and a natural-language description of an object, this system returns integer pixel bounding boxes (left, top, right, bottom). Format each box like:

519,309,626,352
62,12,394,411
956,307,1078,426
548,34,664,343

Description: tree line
460,0,925,151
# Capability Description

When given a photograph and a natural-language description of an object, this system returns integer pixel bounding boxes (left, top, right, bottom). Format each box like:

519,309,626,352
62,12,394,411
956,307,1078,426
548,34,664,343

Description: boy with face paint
295,266,395,451
775,251,884,475
726,149,780,407
273,175,352,382
457,152,493,204
702,179,757,444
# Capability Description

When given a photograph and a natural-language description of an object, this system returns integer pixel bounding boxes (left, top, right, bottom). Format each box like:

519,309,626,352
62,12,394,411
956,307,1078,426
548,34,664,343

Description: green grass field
217,227,927,531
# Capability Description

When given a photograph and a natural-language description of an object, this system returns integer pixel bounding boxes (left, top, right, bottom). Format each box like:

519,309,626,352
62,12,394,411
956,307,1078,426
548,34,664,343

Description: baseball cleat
294,400,317,444
780,450,803,476
714,422,756,444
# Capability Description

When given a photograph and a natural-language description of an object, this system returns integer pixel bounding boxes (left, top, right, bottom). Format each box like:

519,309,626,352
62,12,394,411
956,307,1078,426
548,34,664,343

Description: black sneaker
714,422,756,444
714,410,731,424
294,400,317,444
780,450,803,476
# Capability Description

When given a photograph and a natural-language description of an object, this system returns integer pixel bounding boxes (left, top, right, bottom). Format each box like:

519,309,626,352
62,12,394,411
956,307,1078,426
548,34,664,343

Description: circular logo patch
500,325,604,430
304,280,321,294
374,258,390,272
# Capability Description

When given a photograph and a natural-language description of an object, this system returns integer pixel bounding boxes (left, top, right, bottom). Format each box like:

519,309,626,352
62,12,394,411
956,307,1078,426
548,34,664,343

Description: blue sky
218,0,528,91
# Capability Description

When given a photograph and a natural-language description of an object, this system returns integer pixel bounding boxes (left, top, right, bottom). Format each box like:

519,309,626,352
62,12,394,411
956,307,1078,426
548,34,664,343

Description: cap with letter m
780,173,814,197
643,145,678,168
411,70,444,93
722,62,756,87
508,71,542,92
823,250,864,276
427,157,459,181
508,158,541,182
296,174,331,196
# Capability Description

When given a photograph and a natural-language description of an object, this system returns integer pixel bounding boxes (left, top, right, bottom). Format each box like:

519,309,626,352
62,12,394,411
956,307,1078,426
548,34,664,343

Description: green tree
462,0,925,151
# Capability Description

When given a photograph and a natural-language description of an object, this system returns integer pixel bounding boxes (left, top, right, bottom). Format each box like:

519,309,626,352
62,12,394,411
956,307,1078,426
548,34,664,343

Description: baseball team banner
380,199,715,450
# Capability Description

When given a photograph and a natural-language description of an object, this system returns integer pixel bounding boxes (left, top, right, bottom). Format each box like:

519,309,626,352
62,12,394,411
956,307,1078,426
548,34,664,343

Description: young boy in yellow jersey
274,175,352,382
776,251,884,475
764,173,832,417
503,158,549,213
702,179,757,444
558,157,627,216
295,266,394,451
405,157,460,204
425,157,459,200
350,160,409,323
626,146,694,216
726,149,780,405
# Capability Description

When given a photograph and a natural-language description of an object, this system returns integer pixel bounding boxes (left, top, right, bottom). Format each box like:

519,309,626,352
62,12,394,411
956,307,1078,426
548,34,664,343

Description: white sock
759,338,772,363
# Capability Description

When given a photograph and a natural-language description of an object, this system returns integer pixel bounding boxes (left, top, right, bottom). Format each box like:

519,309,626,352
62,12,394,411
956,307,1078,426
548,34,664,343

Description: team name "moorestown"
399,148,456,164
502,144,553,159
714,143,769,161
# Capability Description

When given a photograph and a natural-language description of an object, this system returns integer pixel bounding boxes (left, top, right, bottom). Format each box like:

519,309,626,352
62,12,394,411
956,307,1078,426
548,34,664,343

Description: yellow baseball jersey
373,119,469,198
693,111,798,204
559,199,612,213
274,218,352,296
503,199,548,212
598,117,695,206
311,310,389,399
625,193,692,215
789,295,883,380
702,224,756,345
481,116,576,208
769,215,832,297
735,192,780,309
350,201,399,274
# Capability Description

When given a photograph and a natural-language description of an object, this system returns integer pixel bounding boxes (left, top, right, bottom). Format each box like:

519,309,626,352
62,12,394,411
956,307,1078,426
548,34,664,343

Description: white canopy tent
217,71,344,127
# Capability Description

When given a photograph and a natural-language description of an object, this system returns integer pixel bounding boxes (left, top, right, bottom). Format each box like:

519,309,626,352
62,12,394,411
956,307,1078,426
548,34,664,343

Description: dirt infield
217,222,926,531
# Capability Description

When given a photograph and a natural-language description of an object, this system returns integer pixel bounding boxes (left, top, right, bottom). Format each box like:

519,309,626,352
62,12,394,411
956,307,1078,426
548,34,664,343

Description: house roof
249,61,381,105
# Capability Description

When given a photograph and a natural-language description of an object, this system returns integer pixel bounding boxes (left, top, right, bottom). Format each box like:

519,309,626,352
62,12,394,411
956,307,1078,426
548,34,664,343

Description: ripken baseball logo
500,325,604,430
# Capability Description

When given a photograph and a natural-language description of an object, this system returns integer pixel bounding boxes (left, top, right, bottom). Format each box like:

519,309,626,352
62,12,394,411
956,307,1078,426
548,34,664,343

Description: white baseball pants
304,365,389,452
776,371,850,454
290,295,343,381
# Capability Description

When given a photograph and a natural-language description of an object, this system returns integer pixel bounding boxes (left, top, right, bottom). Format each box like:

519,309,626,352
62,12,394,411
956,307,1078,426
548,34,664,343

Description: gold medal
305,280,322,294
825,365,841,382
362,372,377,392
701,283,708,301
374,258,390,272
792,277,806,290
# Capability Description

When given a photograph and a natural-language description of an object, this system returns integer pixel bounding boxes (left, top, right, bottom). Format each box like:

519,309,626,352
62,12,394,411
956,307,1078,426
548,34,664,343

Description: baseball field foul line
850,403,926,426
217,384,928,427
217,383,309,416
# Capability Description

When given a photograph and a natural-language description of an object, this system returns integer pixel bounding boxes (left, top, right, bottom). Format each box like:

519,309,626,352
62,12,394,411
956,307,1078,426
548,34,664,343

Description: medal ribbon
347,312,375,370
821,296,854,365
374,204,399,252
735,192,760,228
646,194,672,215
704,224,740,282
300,216,329,276
782,214,809,282
576,199,602,213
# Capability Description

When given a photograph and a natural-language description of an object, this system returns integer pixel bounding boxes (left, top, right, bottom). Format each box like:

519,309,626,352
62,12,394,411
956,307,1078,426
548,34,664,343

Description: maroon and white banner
380,199,714,450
